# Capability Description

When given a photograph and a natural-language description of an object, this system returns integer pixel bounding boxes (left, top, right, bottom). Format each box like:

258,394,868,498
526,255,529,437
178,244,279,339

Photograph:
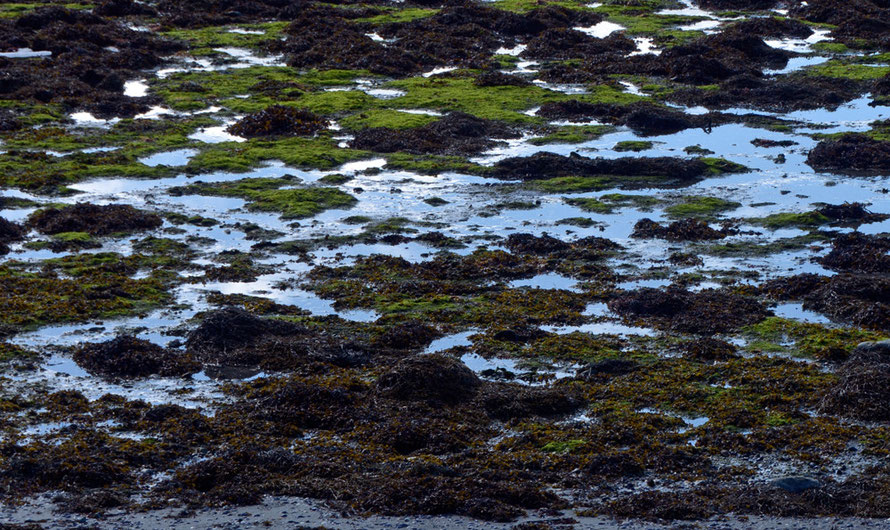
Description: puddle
0,48,52,58
138,148,198,167
508,273,581,292
575,21,625,38
124,79,149,97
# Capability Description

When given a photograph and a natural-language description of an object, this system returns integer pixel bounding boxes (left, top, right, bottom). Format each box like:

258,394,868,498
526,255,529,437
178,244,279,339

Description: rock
770,476,822,493
852,340,890,358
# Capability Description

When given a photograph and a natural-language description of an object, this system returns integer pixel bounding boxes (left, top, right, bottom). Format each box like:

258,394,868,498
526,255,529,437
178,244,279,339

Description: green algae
528,125,614,146
614,140,655,152
185,136,369,174
744,317,889,360
170,177,357,219
665,196,740,219
340,109,438,130
752,211,831,229
384,74,645,123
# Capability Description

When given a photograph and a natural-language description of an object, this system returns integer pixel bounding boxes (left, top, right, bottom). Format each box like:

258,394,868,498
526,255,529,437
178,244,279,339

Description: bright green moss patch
701,157,749,175
744,317,889,360
354,6,438,24
340,109,438,130
185,136,369,173
528,125,614,145
384,75,644,123
665,196,740,219
752,211,830,229
614,140,654,152
527,176,610,193
384,153,484,175
804,61,890,80
169,178,357,219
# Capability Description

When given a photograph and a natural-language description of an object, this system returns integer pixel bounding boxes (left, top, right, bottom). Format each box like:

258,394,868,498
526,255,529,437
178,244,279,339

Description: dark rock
770,476,822,493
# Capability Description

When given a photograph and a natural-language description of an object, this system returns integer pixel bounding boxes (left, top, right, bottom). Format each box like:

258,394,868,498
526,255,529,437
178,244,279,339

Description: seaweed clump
350,112,518,156
0,217,25,254
226,106,329,138
608,287,770,334
27,203,162,236
73,335,198,379
818,232,890,274
376,354,481,404
491,152,713,182
632,218,733,241
807,134,890,173
819,341,890,421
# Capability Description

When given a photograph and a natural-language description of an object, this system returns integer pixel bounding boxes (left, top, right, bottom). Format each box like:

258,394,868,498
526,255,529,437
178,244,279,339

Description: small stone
771,476,821,493
853,340,890,357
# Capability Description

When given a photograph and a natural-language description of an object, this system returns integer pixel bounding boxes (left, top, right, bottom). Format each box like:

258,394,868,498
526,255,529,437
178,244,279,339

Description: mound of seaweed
376,354,481,404
0,217,25,255
473,71,531,87
490,152,712,182
817,203,890,225
818,232,890,274
760,272,890,332
73,336,198,379
27,203,162,236
632,218,733,241
820,342,890,421
680,337,740,362
536,101,700,136
807,134,890,173
350,112,518,156
521,30,635,60
0,6,183,117
608,287,771,334
227,106,329,138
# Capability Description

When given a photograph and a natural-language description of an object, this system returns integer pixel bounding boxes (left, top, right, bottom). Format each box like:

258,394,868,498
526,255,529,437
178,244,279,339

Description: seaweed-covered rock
680,337,740,362
761,273,890,332
376,354,481,404
818,232,890,274
521,29,635,60
185,307,302,355
609,287,770,334
576,359,638,379
632,218,731,241
473,71,531,87
491,152,711,182
817,203,889,225
373,320,441,350
0,217,24,243
27,203,162,236
350,112,517,156
504,233,570,255
819,348,890,421
807,134,890,173
73,336,198,379
227,106,329,138
478,384,582,420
